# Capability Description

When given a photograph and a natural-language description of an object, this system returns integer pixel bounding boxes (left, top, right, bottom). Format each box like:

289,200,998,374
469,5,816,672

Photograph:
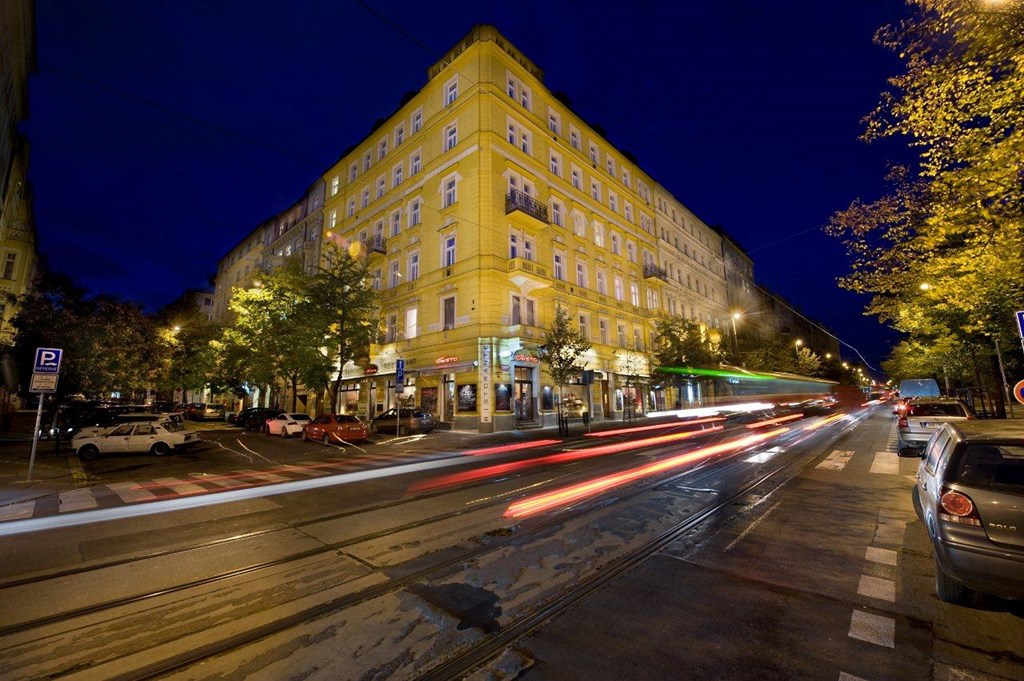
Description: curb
67,452,88,484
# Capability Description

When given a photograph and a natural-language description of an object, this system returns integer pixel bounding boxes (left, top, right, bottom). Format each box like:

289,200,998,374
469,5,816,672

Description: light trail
504,427,790,518
586,417,726,437
802,413,847,431
744,413,804,429
461,440,563,456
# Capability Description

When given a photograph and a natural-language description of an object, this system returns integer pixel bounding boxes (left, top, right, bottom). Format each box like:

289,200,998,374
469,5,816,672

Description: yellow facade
320,26,703,432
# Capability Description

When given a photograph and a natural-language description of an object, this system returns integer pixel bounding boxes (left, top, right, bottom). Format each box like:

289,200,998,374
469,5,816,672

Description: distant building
0,0,38,345
189,288,215,321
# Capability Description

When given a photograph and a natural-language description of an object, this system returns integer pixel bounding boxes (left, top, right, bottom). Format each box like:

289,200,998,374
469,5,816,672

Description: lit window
411,150,422,174
593,223,605,248
444,123,458,151
329,210,337,229
443,234,456,266
412,108,423,133
630,283,640,307
444,77,458,106
330,176,339,196
614,277,623,301
405,308,418,339
443,177,457,207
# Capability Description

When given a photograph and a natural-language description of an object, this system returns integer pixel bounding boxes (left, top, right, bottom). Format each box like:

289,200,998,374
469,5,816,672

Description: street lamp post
730,312,741,356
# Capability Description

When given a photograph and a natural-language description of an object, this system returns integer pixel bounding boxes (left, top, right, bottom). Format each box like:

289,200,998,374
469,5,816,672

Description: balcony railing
505,189,549,223
643,263,668,281
363,234,387,255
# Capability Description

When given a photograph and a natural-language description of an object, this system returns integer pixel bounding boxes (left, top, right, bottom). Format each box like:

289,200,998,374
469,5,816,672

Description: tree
538,304,591,417
153,294,221,400
650,316,724,407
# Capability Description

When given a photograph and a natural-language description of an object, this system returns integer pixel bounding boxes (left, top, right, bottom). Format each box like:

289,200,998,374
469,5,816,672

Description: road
0,407,1020,680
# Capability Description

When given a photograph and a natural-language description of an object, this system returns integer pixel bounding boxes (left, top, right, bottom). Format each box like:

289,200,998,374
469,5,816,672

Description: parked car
912,420,1024,603
302,414,369,444
265,412,312,437
234,407,281,431
898,397,973,454
72,420,201,460
75,411,182,439
560,395,588,418
188,403,225,420
370,408,436,436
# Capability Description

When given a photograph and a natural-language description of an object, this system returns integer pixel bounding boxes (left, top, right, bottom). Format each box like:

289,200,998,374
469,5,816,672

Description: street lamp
794,338,803,359
730,312,741,355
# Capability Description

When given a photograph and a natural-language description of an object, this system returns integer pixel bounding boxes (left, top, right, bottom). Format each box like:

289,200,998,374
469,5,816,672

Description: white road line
857,575,896,602
744,451,778,463
869,452,899,475
724,500,783,552
865,546,898,566
107,481,158,504
0,500,36,520
234,470,290,484
816,450,854,471
848,610,895,648
59,488,98,512
153,477,207,495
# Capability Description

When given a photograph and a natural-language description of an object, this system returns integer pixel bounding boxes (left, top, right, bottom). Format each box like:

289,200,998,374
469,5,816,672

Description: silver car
912,420,1024,603
897,397,973,454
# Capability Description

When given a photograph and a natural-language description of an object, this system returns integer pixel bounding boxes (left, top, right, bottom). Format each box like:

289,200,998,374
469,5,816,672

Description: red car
301,414,368,444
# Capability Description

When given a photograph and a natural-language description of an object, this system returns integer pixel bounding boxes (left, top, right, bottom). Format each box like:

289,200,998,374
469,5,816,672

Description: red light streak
504,427,789,518
586,417,726,437
744,413,803,429
803,413,846,431
462,439,563,456
409,426,722,493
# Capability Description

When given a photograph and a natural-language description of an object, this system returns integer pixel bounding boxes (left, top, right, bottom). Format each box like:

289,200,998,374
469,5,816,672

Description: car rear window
954,444,1024,492
909,403,965,417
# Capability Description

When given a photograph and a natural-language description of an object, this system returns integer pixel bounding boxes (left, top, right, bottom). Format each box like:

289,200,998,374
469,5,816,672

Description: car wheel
398,425,408,436
78,444,100,461
151,441,170,456
322,433,331,445
934,557,967,604
301,430,308,442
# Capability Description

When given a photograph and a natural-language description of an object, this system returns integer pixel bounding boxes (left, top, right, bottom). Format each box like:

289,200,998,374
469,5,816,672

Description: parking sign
33,347,63,374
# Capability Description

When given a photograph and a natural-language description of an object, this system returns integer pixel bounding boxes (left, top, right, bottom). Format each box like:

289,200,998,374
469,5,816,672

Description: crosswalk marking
189,474,250,488
107,481,158,504
0,500,36,520
153,477,207,495
857,574,896,602
59,488,98,512
816,450,854,471
848,609,895,648
869,452,899,475
864,546,897,566
234,470,291,484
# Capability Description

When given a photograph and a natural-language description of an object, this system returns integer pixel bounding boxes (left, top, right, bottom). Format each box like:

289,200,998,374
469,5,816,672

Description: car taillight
897,415,908,427
939,488,982,526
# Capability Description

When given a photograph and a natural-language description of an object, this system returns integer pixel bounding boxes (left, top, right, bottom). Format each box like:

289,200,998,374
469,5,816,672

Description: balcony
363,234,387,255
505,189,549,224
507,257,550,294
643,263,669,281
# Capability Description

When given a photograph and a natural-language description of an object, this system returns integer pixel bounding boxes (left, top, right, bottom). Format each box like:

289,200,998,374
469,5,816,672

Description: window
606,157,615,175
409,198,421,226
553,252,566,281
347,198,356,217
525,298,536,326
507,118,530,154
524,236,534,261
596,270,607,295
379,137,387,159
571,166,582,190
507,76,516,98
443,233,456,266
349,162,357,182
624,203,633,222
576,261,588,288
511,293,522,325
593,223,605,248
412,108,423,133
372,268,381,290
572,212,586,237
405,308,418,339
551,200,565,227
363,151,372,171
569,127,580,150
646,288,659,309
589,143,598,164
640,214,652,233
330,176,339,196
627,241,637,263
510,295,536,326
361,188,370,208
617,323,627,347
393,162,404,187
408,251,420,280
630,283,640,307
591,179,601,202
389,261,401,288
520,86,531,110
548,110,561,134
444,77,458,105
442,296,456,330
444,122,458,151
391,210,401,237
411,150,422,174
610,232,621,255
509,232,520,259
394,123,405,147
328,210,337,229
376,176,386,199
634,327,643,350
442,176,458,207
608,192,618,212
614,276,623,301
599,318,609,344
549,151,562,176
578,313,590,340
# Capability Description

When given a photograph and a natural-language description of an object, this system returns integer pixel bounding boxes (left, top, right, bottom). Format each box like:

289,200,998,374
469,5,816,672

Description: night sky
25,0,914,371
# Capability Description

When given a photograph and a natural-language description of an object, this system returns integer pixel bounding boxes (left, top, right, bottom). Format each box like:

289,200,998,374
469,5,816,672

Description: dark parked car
370,408,436,436
233,407,280,431
912,420,1024,603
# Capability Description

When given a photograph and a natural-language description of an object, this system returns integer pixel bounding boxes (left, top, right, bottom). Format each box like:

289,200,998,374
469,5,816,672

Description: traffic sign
1017,311,1024,339
1014,379,1024,405
395,359,405,384
29,373,58,393
33,347,63,374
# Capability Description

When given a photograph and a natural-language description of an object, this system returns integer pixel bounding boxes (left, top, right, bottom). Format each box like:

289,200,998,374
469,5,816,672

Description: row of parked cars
232,406,437,442
888,380,1023,605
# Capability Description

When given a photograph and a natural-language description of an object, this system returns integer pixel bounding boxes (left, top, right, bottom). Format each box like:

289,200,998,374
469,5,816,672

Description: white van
899,378,941,398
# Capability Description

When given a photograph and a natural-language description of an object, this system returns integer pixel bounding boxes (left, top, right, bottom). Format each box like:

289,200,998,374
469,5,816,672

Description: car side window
924,429,951,474
136,424,156,436
110,424,135,436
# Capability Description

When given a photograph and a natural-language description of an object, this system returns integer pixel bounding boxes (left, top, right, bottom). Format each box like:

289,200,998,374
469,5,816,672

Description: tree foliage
538,304,592,411
651,316,723,370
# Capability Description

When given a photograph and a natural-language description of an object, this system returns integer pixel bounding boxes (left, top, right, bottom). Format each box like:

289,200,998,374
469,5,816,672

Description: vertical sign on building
480,341,493,427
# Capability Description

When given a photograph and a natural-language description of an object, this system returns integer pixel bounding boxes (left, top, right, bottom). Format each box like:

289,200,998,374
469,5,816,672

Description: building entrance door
514,367,533,422
442,375,456,423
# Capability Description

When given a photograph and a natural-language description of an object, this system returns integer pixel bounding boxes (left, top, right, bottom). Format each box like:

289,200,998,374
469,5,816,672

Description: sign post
395,359,405,437
28,348,63,481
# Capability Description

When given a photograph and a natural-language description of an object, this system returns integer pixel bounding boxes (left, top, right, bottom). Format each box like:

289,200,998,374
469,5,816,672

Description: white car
73,420,200,460
265,412,312,437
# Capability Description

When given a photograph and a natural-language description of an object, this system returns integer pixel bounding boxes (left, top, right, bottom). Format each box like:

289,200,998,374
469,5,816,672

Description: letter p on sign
34,347,63,374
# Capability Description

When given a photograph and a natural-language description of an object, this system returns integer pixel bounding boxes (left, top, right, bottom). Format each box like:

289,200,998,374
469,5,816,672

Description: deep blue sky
26,0,913,370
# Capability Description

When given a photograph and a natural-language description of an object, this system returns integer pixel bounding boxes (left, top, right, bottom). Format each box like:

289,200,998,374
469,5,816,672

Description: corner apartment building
0,0,38,345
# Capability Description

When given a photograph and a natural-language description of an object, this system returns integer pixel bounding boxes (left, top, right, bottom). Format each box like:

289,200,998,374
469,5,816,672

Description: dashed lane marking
869,452,899,475
848,609,895,648
857,574,896,603
816,450,854,471
865,546,897,566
